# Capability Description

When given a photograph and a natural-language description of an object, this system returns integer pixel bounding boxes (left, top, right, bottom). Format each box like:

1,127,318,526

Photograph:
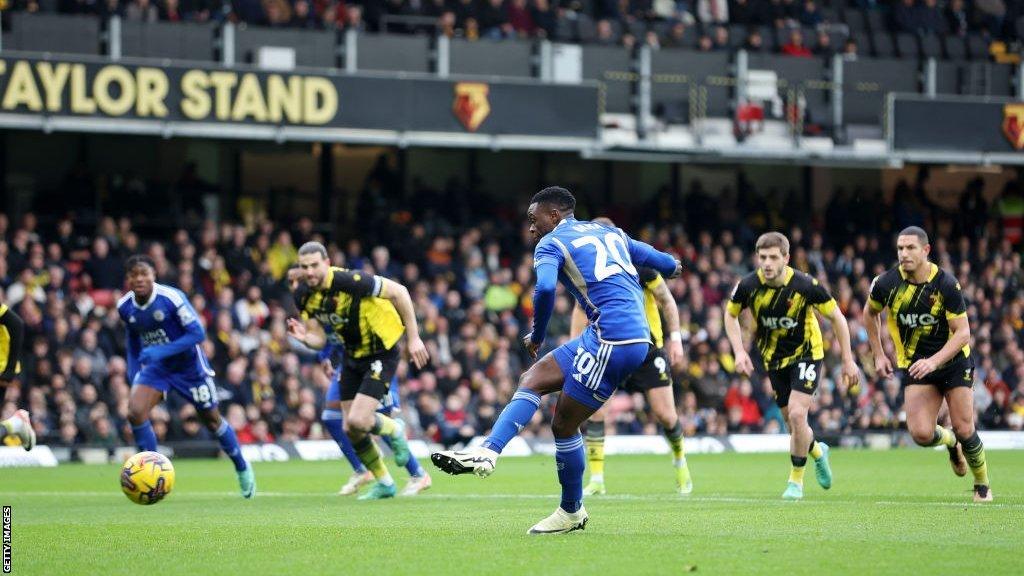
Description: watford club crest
453,82,491,132
1001,104,1024,150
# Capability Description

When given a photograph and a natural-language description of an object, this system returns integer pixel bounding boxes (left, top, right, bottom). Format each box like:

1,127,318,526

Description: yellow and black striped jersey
0,303,19,375
638,267,665,348
294,267,405,359
726,267,837,371
868,263,969,369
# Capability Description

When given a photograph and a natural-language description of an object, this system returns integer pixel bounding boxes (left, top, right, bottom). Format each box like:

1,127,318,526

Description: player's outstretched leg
211,416,255,499
432,354,563,478
323,408,373,495
583,421,606,496
431,388,539,477
0,409,35,451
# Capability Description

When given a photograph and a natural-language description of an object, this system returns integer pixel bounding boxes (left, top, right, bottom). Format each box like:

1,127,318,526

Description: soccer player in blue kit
432,187,681,534
119,255,255,498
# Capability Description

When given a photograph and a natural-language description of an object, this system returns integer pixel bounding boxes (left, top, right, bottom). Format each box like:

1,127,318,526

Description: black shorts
621,346,672,393
339,346,400,403
902,356,974,393
767,359,822,408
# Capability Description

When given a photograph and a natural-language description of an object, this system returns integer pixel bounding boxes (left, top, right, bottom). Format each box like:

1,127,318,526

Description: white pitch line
0,491,1020,509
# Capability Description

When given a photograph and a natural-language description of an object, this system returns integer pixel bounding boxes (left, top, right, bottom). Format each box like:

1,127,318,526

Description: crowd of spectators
0,164,1022,450
3,0,1023,54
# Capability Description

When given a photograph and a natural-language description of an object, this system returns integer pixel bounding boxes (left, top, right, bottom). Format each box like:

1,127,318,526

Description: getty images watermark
2,505,10,573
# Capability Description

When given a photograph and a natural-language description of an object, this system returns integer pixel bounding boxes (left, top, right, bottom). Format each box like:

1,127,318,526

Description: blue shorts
133,364,218,411
552,328,651,410
326,369,400,414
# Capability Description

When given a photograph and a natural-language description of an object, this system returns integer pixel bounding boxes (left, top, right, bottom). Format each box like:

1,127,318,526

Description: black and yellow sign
0,58,338,125
0,56,598,138
892,95,1024,154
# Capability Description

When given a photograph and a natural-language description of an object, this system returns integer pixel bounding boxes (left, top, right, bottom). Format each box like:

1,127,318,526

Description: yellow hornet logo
1001,104,1024,150
453,82,490,132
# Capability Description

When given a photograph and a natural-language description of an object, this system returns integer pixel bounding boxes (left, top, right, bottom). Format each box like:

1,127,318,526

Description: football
120,451,175,505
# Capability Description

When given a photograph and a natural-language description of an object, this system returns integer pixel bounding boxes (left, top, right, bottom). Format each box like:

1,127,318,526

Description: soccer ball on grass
120,451,175,505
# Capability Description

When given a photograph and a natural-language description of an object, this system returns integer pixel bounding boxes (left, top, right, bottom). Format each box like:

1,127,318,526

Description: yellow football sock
960,432,990,485
789,455,807,485
808,440,823,460
789,465,806,485
371,413,399,437
354,436,393,484
665,420,686,462
585,421,605,480
933,426,957,448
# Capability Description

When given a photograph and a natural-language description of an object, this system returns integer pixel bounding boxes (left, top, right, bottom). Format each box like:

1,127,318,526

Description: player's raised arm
378,277,429,369
0,305,25,383
625,236,681,279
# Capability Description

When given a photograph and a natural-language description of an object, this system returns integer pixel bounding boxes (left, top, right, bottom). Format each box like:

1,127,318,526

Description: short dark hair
531,186,576,213
755,232,790,256
125,254,155,272
298,241,328,259
898,226,929,245
593,216,615,227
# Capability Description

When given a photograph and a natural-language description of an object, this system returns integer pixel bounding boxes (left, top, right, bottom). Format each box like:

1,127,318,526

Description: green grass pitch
2,449,1023,575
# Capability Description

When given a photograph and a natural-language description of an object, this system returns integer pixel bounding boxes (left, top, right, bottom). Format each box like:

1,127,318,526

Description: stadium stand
2,167,1022,448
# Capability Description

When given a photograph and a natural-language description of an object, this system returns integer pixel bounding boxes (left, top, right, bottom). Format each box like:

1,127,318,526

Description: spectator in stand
781,28,812,57
507,0,536,37
663,21,690,48
697,0,728,26
892,0,921,33
919,0,946,35
712,24,730,50
478,0,512,39
730,0,760,26
595,18,618,45
744,28,765,52
124,0,160,22
974,0,1006,36
799,0,822,27
813,29,833,57
946,0,970,37
843,37,859,60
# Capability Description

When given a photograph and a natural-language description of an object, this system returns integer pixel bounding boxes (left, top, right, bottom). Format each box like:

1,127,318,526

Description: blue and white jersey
533,218,651,344
118,283,214,381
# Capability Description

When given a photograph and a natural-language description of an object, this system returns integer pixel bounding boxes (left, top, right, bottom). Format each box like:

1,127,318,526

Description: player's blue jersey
533,217,650,344
118,283,214,380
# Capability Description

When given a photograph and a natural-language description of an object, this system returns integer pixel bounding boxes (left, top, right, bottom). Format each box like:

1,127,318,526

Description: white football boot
430,447,499,478
2,410,35,451
528,506,589,535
